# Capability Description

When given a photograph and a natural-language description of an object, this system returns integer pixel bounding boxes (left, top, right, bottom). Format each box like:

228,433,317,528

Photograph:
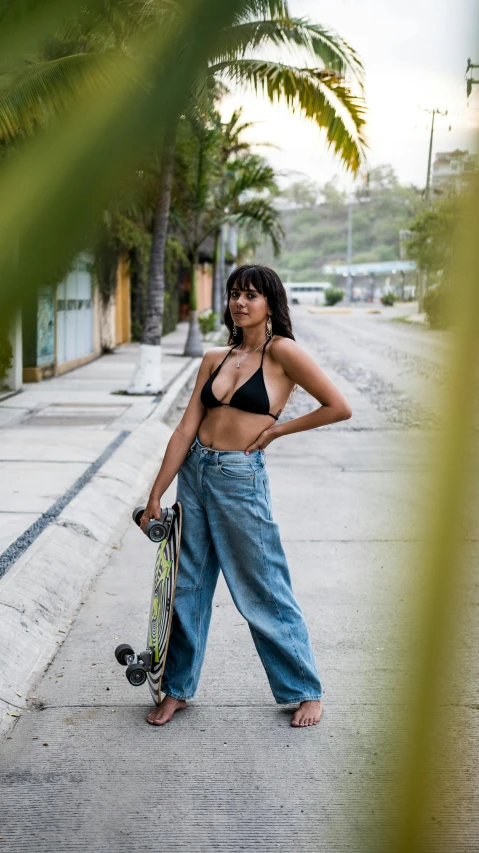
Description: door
56,255,94,365
36,286,55,366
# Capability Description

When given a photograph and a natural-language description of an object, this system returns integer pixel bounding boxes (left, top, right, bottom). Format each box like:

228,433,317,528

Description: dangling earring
232,322,238,338
266,316,273,339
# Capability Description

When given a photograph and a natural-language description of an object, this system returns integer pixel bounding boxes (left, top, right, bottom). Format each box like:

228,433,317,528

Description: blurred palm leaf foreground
2,2,477,852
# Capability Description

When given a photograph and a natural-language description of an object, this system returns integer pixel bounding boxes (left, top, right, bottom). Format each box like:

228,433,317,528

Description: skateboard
114,502,182,705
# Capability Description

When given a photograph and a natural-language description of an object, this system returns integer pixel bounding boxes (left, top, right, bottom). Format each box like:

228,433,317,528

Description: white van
284,282,332,306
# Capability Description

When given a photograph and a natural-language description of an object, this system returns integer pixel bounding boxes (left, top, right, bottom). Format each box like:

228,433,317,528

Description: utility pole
345,195,353,304
418,107,447,311
424,108,447,202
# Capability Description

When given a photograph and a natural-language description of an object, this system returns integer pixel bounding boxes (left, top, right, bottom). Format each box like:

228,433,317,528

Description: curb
151,357,200,421
0,358,201,736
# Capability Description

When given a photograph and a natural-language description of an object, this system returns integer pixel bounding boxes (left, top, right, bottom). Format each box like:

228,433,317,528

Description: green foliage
380,291,397,306
198,310,219,337
0,0,253,327
0,320,13,383
406,195,460,283
163,237,187,335
257,166,423,281
171,105,284,313
324,286,344,306
130,235,187,340
423,283,449,329
172,108,283,256
0,0,368,329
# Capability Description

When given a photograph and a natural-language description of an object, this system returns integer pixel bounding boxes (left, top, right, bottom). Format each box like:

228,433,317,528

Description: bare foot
146,694,187,726
291,699,323,727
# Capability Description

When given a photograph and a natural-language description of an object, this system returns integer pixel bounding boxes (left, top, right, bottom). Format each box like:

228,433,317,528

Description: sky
220,0,479,192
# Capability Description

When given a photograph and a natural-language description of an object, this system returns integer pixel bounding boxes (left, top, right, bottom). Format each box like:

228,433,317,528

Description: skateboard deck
114,501,182,705
146,501,182,704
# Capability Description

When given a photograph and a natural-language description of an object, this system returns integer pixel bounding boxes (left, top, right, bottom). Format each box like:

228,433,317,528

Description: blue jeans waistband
191,435,265,465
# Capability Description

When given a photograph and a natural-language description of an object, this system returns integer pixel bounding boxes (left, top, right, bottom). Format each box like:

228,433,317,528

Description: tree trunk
183,253,204,357
212,227,222,330
128,123,177,394
227,222,238,277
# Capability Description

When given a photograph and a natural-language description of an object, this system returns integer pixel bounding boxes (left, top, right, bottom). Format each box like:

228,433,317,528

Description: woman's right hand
140,495,162,534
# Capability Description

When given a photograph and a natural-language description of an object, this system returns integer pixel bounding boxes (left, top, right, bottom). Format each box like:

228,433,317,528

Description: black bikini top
200,339,281,420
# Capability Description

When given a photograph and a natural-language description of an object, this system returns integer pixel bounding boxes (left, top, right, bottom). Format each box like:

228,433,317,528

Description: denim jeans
162,435,323,704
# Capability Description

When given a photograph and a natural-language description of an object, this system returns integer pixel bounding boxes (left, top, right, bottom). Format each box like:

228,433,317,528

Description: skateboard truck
114,644,153,686
132,506,175,543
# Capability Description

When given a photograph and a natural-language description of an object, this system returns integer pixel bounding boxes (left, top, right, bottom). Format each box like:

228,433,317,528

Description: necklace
235,339,267,368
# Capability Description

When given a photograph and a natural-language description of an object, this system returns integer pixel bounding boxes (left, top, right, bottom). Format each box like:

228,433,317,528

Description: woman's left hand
245,425,279,455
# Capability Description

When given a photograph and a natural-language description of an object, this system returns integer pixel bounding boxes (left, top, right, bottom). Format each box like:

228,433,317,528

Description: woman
141,264,352,727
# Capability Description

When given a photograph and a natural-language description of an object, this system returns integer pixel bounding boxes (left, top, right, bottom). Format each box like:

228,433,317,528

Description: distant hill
250,165,423,282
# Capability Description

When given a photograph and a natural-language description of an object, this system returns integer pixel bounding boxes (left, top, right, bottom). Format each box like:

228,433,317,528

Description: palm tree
132,0,367,379
210,107,258,325
170,109,283,355
0,0,367,391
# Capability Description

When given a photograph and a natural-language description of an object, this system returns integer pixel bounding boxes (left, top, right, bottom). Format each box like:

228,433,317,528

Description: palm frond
230,0,290,26
222,107,256,141
210,59,368,173
0,52,136,141
190,67,210,120
234,196,284,254
0,0,105,70
226,155,278,198
213,18,364,88
0,0,247,320
290,19,364,84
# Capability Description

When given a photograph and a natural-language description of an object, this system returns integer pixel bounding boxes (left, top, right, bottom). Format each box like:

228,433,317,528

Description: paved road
1,307,477,852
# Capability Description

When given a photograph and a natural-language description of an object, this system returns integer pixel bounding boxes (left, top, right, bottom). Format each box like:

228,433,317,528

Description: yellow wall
115,254,131,345
196,264,213,313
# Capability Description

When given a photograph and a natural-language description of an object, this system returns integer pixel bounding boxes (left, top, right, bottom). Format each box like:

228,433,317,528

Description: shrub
0,323,13,384
423,283,448,329
198,311,219,337
324,286,344,306
380,291,397,306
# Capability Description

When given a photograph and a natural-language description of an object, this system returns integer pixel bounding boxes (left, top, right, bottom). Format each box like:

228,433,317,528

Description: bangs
226,266,267,296
223,264,295,342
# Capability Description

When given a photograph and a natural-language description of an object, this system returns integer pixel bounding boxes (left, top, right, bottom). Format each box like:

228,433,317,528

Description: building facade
4,253,131,389
431,150,477,196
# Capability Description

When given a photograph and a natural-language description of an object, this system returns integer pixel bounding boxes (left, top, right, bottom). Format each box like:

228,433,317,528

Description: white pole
346,196,353,304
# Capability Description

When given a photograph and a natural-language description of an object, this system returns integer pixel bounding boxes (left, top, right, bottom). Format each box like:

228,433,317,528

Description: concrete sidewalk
0,322,194,559
0,321,215,733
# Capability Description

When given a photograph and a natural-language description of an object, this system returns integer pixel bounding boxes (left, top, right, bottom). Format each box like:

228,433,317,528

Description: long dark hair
223,264,295,345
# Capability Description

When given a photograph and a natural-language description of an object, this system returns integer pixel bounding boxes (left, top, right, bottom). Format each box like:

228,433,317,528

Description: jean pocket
219,461,263,479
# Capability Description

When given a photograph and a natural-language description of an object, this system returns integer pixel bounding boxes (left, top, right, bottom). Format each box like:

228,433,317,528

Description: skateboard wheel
115,643,135,666
126,663,147,686
146,520,167,542
132,506,146,526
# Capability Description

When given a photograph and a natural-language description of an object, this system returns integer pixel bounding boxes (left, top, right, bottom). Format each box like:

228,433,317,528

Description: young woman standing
140,265,352,727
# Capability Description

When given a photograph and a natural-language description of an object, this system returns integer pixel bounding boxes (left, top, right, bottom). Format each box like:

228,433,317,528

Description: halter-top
200,339,280,420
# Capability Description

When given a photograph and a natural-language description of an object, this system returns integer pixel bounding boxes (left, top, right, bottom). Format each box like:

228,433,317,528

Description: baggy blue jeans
162,435,323,704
